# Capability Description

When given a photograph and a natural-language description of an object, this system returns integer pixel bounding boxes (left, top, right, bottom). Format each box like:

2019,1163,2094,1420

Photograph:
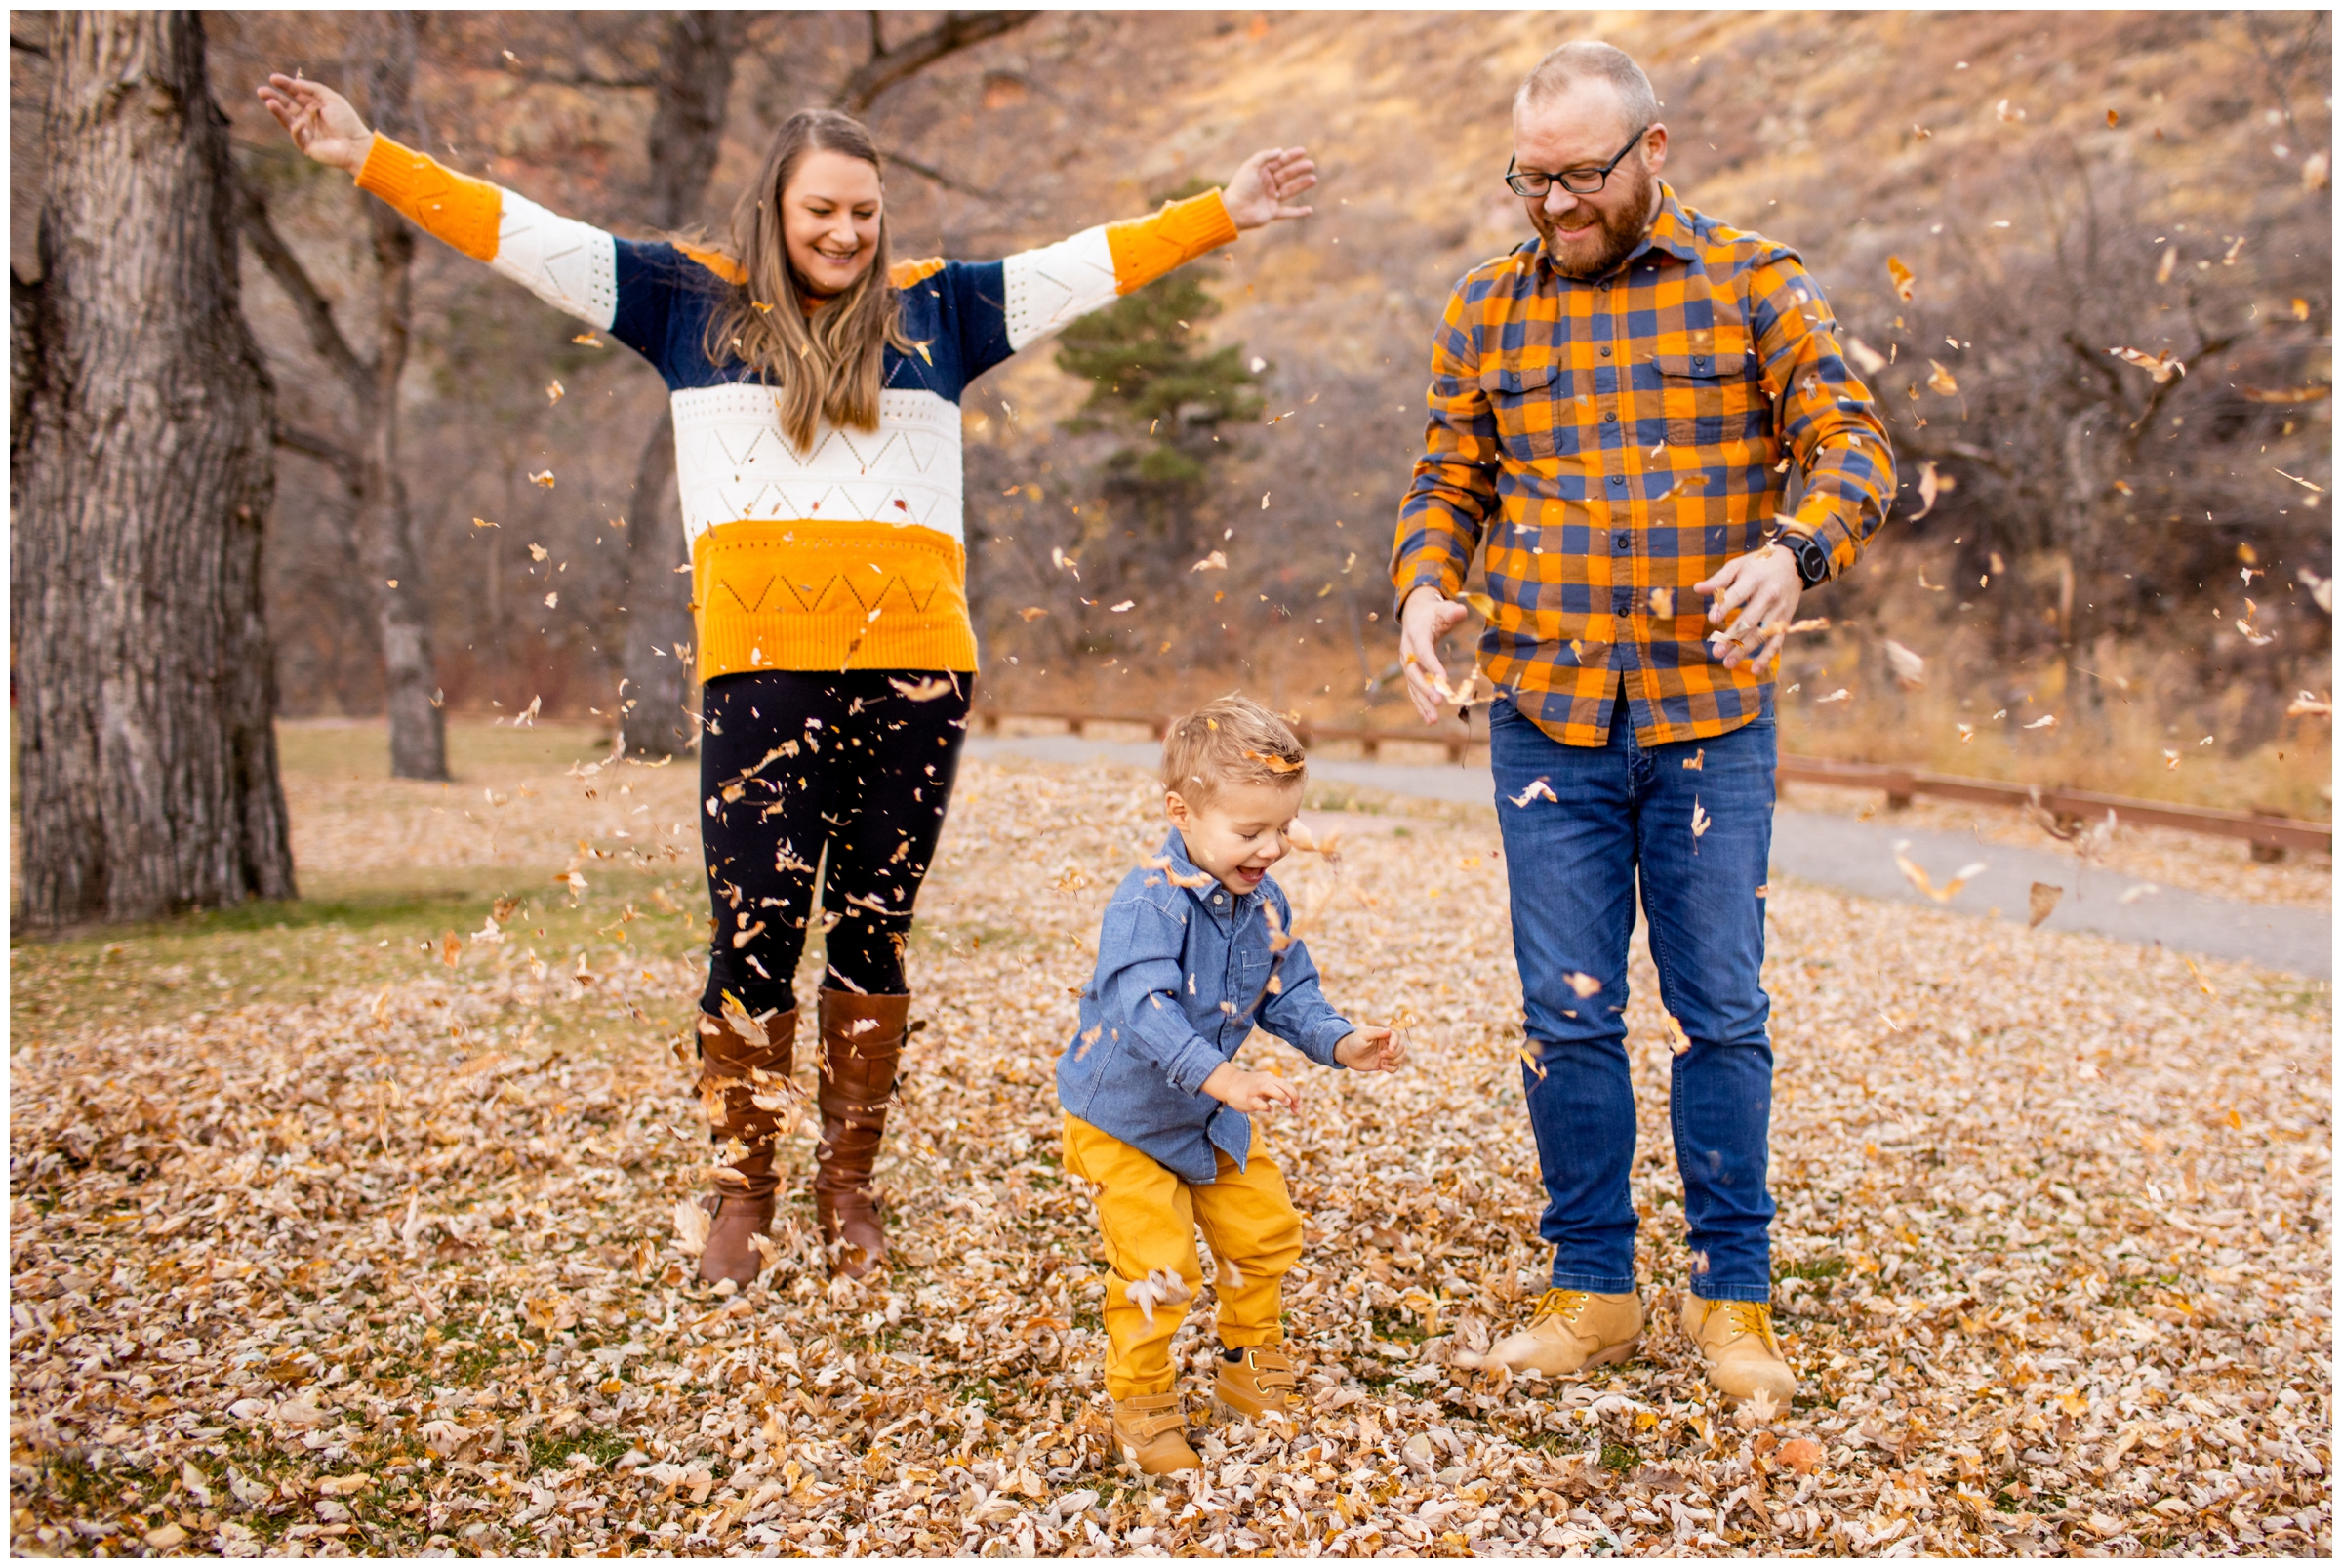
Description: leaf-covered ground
9,725,2332,1556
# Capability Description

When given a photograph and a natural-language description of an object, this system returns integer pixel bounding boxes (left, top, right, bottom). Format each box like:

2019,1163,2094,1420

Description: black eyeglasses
1506,127,1649,198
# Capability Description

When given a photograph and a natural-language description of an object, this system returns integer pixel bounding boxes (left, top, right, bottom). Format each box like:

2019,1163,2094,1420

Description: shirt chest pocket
1477,359,1564,462
1649,348,1764,451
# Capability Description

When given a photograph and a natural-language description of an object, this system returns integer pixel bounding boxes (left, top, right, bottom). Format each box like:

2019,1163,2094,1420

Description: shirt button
1212,894,1223,904
1602,411,1617,422
1614,533,1631,548
1608,475,1627,488
1599,346,1612,358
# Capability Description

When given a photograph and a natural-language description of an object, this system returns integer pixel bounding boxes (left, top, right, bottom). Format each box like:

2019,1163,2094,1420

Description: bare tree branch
274,423,362,487
833,11,1037,115
238,180,371,405
883,147,1007,202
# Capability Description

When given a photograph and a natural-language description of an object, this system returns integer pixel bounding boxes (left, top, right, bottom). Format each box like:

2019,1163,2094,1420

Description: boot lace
1723,1302,1777,1346
1529,1288,1592,1327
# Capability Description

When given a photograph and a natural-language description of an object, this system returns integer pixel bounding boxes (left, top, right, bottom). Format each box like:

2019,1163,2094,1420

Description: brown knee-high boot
695,1006,799,1287
813,989,910,1278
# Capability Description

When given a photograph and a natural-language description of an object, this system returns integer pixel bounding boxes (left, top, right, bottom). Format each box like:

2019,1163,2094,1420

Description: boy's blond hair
1160,694,1306,806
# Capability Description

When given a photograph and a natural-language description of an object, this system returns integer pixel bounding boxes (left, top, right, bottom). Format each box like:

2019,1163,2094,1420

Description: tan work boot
1480,1288,1643,1375
1110,1392,1200,1474
1680,1296,1797,1405
1212,1346,1299,1423
694,1005,800,1288
813,989,910,1278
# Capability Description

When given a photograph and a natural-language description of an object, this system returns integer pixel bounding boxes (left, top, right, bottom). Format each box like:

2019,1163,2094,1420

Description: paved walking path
967,735,2332,979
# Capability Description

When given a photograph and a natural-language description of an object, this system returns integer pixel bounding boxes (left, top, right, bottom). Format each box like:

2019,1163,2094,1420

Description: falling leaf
1814,688,1851,704
1648,587,1676,617
529,543,549,561
1191,550,1228,572
2156,244,2178,283
1261,492,1272,509
1242,748,1305,774
2027,882,2063,928
1911,461,1944,520
572,332,603,345
530,469,556,488
1885,256,1916,302
2303,151,2329,190
889,675,956,702
2273,468,2325,494
1894,843,1988,903
2118,883,2160,904
1958,722,1976,744
2108,346,2185,382
1660,1014,1693,1055
1562,972,1603,999
1995,98,2026,123
1926,360,1959,395
1882,639,1926,690
1109,600,1135,613
2106,108,2120,127
438,931,462,967
2182,956,2217,996
546,379,565,404
1844,336,1887,376
1681,748,1705,771
1689,799,1711,841
1508,778,1557,807
2284,690,2331,717
471,516,498,529
2022,713,2057,730
544,591,559,609
672,1199,710,1256
1018,606,1049,622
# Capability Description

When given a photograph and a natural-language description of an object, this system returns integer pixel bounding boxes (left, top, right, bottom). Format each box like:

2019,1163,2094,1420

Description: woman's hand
255,74,374,176
1222,147,1316,230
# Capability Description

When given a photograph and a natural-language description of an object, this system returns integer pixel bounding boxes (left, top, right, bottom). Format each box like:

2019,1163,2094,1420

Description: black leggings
696,670,973,1017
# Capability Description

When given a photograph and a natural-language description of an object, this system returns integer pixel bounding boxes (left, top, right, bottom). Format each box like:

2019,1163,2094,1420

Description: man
1391,40,1893,1404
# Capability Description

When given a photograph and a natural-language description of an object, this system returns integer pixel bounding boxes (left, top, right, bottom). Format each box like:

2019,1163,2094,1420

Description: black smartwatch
1783,532,1831,588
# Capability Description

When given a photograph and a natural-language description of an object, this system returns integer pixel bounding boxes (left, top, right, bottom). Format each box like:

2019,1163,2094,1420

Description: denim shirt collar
1161,829,1256,929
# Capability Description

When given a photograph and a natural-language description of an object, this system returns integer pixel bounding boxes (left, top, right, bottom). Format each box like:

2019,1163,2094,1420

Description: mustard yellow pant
1061,1113,1304,1401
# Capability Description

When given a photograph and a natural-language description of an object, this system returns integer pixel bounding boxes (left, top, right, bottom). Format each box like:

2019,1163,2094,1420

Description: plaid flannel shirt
1391,183,1895,748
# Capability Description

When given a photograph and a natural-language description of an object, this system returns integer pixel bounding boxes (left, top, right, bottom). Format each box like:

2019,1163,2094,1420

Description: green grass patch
1598,1439,1639,1475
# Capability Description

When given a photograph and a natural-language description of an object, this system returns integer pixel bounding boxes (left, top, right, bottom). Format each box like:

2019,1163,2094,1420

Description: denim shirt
1056,830,1354,1183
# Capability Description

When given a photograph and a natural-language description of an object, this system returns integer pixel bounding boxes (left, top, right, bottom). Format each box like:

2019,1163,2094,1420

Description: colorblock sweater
354,134,1242,676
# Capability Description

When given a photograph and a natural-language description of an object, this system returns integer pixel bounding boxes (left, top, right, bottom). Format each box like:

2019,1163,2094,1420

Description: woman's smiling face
782,148,883,300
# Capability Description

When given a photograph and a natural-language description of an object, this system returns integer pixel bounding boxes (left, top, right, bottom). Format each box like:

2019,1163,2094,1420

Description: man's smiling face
1513,80,1669,282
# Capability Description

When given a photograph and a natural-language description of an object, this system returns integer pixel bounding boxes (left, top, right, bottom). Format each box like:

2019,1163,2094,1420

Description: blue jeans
1488,696,1778,1303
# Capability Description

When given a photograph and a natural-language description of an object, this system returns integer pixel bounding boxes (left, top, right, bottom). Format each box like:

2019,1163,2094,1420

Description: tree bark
353,13,447,780
11,11,296,926
618,11,740,757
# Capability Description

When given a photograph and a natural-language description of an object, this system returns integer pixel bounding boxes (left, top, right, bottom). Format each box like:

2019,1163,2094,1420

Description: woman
259,74,1315,1286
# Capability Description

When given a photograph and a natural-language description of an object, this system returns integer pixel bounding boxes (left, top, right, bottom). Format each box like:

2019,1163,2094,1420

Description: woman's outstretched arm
257,73,676,354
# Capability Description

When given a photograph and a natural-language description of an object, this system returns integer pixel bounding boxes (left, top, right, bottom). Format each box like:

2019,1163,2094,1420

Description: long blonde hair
700,109,918,452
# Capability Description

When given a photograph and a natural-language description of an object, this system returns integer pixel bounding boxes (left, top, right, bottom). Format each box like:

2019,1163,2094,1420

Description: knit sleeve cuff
354,132,504,263
1103,190,1240,294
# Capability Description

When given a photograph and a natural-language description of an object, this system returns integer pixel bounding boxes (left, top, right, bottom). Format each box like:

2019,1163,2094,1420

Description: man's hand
1398,586,1472,725
1693,547,1803,672
1335,1026,1405,1073
1201,1062,1301,1114
1221,148,1317,230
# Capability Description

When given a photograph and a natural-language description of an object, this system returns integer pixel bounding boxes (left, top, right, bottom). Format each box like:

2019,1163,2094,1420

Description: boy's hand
1336,1026,1405,1073
1201,1062,1301,1114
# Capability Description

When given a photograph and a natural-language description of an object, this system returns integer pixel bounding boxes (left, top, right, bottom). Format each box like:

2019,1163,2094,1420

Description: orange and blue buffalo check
1392,183,1895,748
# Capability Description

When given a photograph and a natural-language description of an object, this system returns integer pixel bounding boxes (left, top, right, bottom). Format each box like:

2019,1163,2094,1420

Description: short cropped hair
1159,694,1306,807
1515,40,1659,132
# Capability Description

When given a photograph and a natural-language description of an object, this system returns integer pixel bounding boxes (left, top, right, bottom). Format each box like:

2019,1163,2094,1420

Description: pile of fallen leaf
9,752,2331,1557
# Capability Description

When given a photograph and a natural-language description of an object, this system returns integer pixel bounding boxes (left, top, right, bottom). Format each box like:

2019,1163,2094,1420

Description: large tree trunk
11,12,296,926
355,13,447,780
618,11,741,757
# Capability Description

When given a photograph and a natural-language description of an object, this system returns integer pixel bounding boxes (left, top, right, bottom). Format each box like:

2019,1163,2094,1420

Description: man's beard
1531,163,1657,281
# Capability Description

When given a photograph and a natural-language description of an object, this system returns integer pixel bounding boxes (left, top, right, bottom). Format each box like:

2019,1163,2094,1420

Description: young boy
1056,695,1405,1474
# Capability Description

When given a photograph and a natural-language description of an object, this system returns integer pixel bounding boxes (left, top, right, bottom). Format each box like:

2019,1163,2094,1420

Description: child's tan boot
1110,1392,1200,1474
1680,1296,1796,1406
1480,1288,1643,1376
1212,1346,1299,1423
